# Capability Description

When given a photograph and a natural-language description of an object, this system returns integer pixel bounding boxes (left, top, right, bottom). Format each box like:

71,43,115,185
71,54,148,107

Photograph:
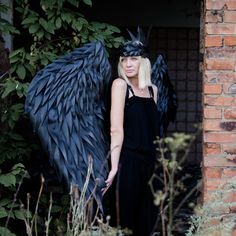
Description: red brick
206,48,236,59
204,84,222,94
205,71,236,83
223,83,236,94
223,191,236,203
205,58,235,70
204,143,221,155
206,218,221,227
206,23,236,35
224,36,236,46
204,156,236,167
204,119,222,131
222,168,236,177
205,96,235,106
224,11,236,22
203,190,217,202
205,178,229,191
204,132,236,143
206,11,223,23
227,0,236,9
204,167,222,178
226,154,236,162
204,107,222,118
206,0,236,10
224,109,236,119
222,144,236,154
205,35,223,47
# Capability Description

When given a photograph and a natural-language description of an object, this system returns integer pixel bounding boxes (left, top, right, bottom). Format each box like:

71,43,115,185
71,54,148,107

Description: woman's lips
126,70,134,73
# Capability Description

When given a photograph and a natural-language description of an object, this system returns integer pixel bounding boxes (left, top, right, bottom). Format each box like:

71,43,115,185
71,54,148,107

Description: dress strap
127,84,135,96
148,86,154,98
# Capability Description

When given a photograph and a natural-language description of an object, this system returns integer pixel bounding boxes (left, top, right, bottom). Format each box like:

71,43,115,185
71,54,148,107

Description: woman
103,39,159,236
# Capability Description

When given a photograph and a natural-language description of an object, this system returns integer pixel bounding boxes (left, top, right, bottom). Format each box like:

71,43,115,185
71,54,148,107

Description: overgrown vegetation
150,130,201,235
0,0,122,235
186,176,236,236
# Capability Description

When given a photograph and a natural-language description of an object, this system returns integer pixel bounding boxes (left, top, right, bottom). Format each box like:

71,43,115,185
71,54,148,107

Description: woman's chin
126,73,137,78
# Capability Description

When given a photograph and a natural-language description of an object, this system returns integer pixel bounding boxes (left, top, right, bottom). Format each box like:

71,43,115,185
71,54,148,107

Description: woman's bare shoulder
112,78,127,89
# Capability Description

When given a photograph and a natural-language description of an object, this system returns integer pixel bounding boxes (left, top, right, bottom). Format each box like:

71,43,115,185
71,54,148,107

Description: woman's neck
128,77,139,87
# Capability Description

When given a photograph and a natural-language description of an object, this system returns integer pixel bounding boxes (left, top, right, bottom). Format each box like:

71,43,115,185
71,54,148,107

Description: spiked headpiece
119,27,150,58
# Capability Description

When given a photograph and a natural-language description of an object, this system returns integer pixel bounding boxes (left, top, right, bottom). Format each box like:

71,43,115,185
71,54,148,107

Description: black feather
151,54,178,137
25,41,111,211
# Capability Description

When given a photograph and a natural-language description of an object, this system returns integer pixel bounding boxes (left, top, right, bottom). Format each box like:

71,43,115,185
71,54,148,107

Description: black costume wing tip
151,54,178,137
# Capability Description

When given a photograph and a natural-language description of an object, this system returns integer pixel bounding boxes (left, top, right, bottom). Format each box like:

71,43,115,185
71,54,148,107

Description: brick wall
202,0,236,211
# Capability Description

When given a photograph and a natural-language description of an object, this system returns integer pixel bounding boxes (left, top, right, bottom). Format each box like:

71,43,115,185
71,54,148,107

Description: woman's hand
102,168,118,195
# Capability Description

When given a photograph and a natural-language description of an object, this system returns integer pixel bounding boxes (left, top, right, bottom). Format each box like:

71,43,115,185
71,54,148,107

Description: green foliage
151,131,201,236
0,0,123,235
0,163,26,187
0,3,20,35
0,226,16,236
0,132,36,164
0,132,33,235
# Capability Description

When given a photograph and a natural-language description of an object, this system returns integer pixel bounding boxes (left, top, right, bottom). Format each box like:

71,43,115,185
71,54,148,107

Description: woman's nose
126,58,131,66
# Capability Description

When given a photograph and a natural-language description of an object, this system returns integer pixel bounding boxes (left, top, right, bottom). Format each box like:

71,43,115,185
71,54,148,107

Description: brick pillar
202,0,236,211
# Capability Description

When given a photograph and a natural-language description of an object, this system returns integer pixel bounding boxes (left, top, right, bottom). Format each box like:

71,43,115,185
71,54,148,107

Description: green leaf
0,226,16,236
82,0,92,6
0,199,11,207
11,163,26,175
10,133,24,141
39,18,48,30
9,48,23,58
14,209,31,220
29,23,39,34
0,207,8,218
16,65,26,80
35,29,44,39
21,17,38,25
1,79,18,98
55,17,61,28
40,57,49,66
67,0,79,7
61,12,72,24
106,25,120,33
0,174,16,187
51,205,62,213
14,210,25,220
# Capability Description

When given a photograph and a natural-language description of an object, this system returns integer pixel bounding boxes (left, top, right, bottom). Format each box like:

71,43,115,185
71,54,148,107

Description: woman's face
120,56,141,78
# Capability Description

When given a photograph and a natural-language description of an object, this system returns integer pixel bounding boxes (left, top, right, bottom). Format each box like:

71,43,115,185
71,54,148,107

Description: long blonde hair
117,56,152,89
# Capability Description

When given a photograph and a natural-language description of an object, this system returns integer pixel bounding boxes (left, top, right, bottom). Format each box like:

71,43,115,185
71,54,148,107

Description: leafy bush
0,0,123,234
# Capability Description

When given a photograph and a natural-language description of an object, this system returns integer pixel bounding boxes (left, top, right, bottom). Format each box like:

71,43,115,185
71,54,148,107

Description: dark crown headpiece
119,26,151,58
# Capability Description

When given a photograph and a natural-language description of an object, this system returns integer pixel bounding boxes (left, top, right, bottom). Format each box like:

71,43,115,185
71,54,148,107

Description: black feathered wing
25,41,111,211
151,54,177,137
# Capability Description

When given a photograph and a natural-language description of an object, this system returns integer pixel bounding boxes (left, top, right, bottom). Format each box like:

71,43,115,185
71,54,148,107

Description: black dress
115,84,159,236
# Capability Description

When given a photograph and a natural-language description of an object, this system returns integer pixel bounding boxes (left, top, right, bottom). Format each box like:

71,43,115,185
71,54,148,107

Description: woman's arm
102,78,126,194
152,84,158,104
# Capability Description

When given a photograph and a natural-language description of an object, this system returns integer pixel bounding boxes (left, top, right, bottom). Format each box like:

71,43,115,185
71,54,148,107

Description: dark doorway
84,0,202,165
